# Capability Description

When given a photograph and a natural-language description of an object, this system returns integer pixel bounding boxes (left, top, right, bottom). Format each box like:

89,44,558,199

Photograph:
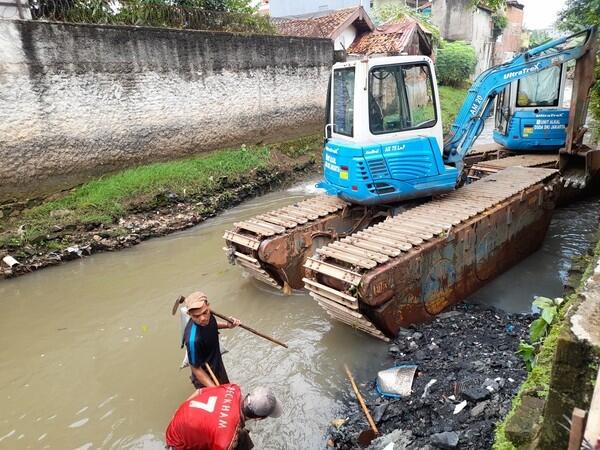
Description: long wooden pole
171,296,288,349
344,364,378,436
212,310,288,349
204,363,220,386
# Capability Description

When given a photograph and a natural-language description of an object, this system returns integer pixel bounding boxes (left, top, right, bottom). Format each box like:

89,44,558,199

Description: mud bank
328,304,532,450
0,157,317,280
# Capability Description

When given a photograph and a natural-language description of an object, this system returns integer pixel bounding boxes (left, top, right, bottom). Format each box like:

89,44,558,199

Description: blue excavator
493,62,569,151
224,26,597,298
318,27,597,205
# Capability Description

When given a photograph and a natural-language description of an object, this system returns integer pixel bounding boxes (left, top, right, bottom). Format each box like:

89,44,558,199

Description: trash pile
328,303,533,449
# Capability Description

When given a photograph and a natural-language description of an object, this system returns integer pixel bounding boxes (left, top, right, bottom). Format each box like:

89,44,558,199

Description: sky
518,0,567,30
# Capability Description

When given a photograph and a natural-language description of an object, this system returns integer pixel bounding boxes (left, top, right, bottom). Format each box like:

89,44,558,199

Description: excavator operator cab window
516,65,562,107
333,67,355,137
368,63,436,135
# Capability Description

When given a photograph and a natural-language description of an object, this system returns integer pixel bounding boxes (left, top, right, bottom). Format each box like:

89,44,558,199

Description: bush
435,41,477,87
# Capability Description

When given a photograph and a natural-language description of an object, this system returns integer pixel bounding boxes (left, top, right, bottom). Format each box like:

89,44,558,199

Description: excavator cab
493,63,569,151
319,56,459,205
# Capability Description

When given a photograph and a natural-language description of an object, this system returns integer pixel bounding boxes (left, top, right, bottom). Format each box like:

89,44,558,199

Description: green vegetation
471,0,507,11
31,0,275,34
493,240,600,449
435,41,477,87
517,296,565,371
491,12,508,36
372,4,441,46
0,136,321,247
528,30,551,49
438,85,469,134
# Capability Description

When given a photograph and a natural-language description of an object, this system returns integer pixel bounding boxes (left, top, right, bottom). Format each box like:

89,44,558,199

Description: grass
0,85,467,249
438,85,469,135
493,239,600,449
0,136,323,247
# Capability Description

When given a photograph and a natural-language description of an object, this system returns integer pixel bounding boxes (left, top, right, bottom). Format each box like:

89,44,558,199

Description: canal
1,179,598,450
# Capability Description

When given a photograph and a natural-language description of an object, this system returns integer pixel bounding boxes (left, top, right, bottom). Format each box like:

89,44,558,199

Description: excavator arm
444,26,597,173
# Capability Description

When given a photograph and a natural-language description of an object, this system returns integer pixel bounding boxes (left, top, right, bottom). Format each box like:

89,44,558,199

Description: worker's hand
228,317,241,328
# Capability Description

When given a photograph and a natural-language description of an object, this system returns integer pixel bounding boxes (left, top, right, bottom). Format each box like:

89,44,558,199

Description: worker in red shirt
165,383,283,450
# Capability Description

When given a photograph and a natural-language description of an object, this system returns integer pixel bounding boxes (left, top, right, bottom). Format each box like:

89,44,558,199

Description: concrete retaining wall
0,19,333,202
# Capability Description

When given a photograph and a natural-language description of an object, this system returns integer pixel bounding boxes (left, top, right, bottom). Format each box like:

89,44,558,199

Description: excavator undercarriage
223,154,561,339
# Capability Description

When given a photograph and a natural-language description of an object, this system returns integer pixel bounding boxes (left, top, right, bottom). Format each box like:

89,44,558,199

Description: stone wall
0,19,333,202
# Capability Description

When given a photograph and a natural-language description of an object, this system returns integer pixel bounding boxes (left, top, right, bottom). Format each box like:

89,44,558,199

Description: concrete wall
0,19,333,202
270,0,370,18
431,0,494,76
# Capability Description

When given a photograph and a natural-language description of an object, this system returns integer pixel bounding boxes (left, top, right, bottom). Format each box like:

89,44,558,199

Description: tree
557,0,600,32
471,0,506,11
435,41,477,87
528,30,551,49
373,4,441,46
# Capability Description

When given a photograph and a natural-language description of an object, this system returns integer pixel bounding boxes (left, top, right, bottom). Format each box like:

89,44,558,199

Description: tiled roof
348,17,430,56
275,7,373,39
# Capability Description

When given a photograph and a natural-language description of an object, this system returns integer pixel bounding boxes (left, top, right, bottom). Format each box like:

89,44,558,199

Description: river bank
328,304,533,450
0,136,322,279
326,201,600,450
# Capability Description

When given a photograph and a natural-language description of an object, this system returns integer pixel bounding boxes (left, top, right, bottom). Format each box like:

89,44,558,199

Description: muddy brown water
1,179,599,450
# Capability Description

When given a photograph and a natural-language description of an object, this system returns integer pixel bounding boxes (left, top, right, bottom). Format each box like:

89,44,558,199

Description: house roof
275,7,374,40
507,0,525,9
348,17,432,56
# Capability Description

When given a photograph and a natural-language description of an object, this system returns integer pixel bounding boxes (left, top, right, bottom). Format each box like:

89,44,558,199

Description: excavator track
468,153,558,180
223,196,356,290
224,153,561,293
303,166,558,341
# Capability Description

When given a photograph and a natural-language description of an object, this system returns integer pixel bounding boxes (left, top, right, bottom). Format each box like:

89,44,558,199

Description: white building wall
0,0,31,19
270,0,370,17
334,25,357,50
471,7,494,76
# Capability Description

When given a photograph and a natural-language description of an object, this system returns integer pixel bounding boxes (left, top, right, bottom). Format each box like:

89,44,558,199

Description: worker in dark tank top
181,291,241,388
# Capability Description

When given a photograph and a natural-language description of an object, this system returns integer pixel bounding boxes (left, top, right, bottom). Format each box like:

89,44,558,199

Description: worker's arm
190,364,216,387
217,317,241,330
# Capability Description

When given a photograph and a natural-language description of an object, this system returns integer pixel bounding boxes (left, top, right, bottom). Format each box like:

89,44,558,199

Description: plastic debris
376,365,417,398
2,255,20,267
421,379,437,399
331,418,347,429
453,400,467,415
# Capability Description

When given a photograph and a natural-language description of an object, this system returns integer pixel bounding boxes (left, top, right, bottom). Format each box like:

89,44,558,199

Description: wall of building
495,4,524,63
431,0,494,76
335,24,356,50
270,0,370,18
0,19,333,202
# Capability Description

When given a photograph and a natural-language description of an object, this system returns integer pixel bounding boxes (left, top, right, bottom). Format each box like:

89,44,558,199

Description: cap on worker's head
243,387,283,419
185,291,208,311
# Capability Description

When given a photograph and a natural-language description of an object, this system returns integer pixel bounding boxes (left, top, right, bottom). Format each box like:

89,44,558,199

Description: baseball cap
244,387,283,418
184,291,208,311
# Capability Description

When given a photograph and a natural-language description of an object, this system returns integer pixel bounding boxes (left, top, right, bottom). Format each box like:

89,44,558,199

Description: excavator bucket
559,26,600,186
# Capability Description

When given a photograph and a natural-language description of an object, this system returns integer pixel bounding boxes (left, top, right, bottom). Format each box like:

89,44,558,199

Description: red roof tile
348,17,431,56
275,7,373,39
